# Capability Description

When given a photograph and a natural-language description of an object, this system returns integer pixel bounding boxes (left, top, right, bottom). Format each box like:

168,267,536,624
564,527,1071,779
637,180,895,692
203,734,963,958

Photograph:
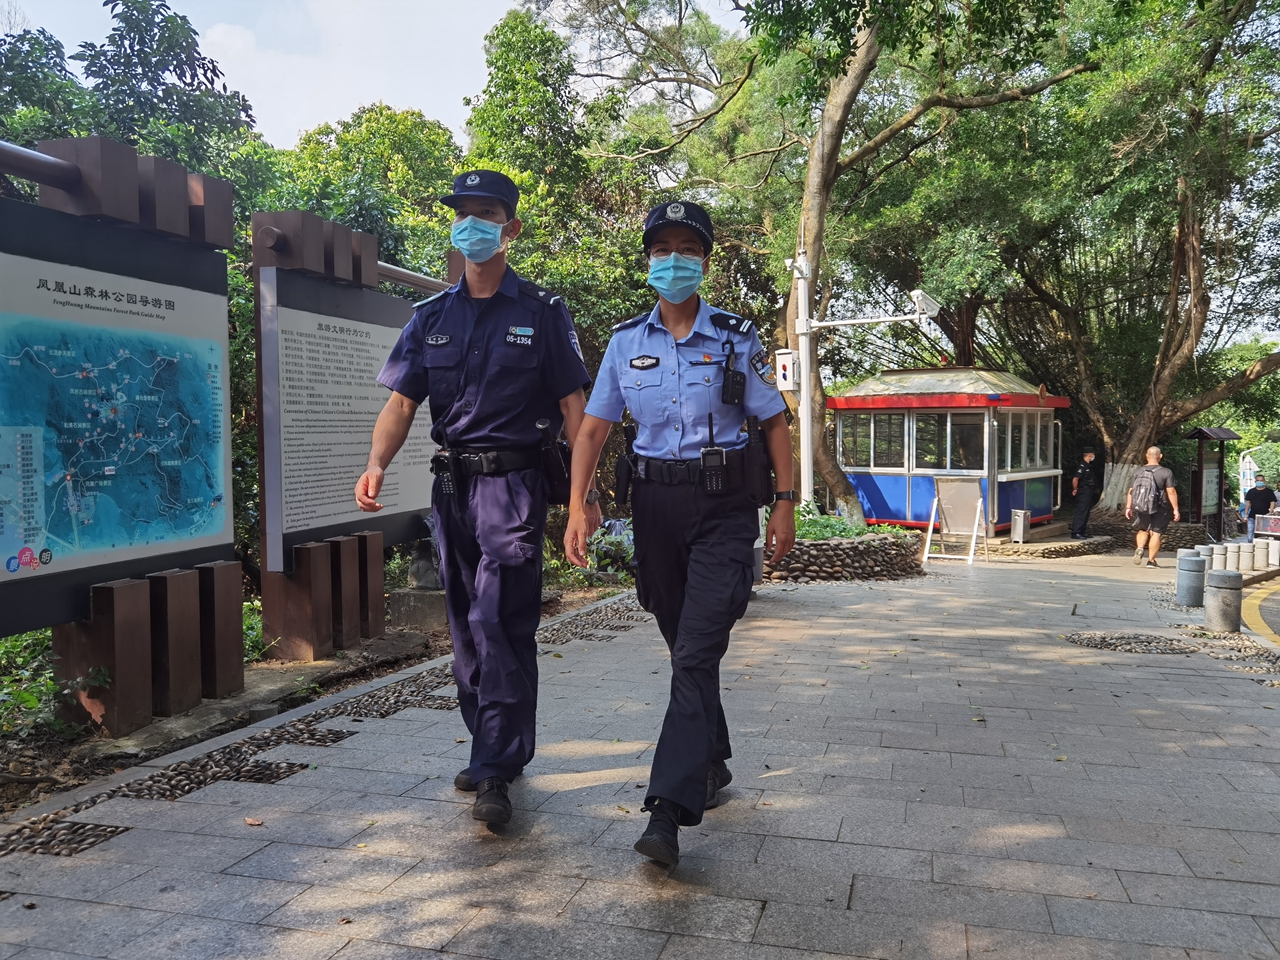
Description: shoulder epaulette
709,311,753,335
412,290,447,309
518,278,563,308
612,313,648,333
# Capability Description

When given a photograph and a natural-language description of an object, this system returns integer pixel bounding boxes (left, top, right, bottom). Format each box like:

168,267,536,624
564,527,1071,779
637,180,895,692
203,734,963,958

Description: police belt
432,446,542,478
635,449,748,486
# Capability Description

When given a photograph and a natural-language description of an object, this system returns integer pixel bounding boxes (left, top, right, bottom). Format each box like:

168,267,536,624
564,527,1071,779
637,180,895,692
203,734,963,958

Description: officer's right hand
355,467,385,512
564,510,592,568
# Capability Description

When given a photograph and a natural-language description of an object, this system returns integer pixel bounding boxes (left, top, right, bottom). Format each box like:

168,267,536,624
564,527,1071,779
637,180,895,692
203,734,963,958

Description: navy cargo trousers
433,468,547,783
632,479,758,825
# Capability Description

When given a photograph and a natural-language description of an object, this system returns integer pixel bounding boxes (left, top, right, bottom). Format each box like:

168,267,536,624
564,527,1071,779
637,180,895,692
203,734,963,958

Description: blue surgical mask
1258,480,1267,488
647,252,704,303
451,216,508,263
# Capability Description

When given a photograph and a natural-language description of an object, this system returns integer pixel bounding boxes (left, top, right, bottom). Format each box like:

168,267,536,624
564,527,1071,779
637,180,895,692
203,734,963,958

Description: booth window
873,413,905,468
841,413,871,467
1010,412,1024,469
997,415,1009,471
914,413,945,470
950,413,985,470
1038,416,1052,467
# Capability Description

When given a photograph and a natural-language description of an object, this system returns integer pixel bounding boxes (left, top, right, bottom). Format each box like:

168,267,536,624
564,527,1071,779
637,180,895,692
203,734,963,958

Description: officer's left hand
584,500,603,537
766,502,796,564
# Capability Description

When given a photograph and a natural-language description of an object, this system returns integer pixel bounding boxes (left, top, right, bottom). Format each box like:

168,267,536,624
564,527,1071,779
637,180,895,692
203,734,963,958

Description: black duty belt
432,446,541,478
635,449,748,485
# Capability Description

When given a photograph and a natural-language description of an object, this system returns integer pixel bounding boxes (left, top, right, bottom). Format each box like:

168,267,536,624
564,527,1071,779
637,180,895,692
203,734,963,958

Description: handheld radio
701,413,727,495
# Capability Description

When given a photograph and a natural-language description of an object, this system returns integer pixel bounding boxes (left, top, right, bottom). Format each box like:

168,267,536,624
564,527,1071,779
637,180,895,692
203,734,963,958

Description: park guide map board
258,267,434,574
0,198,234,635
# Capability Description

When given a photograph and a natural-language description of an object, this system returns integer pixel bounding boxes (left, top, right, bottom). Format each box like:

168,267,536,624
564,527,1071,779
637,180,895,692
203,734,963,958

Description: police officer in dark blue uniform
564,200,797,866
1070,447,1100,539
356,171,595,825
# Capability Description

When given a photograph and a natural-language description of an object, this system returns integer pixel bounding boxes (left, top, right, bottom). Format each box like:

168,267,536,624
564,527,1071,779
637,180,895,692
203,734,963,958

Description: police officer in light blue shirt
564,200,797,866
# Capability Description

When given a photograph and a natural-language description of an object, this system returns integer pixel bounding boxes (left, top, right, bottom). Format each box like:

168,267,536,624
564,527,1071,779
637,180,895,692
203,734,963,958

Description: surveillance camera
784,258,795,271
910,289,942,319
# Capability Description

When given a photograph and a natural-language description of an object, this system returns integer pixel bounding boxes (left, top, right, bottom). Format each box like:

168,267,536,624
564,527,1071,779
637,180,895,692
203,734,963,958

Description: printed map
0,316,226,574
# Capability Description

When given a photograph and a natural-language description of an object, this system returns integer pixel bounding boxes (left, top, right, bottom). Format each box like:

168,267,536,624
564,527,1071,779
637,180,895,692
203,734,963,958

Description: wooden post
196,560,244,698
354,530,385,639
262,542,334,661
326,536,362,649
146,569,202,716
352,230,379,287
51,579,152,737
323,220,354,282
36,137,140,222
187,172,235,248
137,155,191,237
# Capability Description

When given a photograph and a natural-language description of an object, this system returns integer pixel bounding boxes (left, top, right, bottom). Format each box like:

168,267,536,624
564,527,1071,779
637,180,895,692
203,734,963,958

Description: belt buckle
636,459,648,481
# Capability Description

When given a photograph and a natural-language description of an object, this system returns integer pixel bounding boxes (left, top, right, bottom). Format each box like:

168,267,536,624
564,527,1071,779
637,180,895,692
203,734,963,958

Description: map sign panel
0,252,232,581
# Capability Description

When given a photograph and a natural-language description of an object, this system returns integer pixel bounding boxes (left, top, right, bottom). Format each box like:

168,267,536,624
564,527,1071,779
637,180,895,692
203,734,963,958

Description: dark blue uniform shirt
586,298,786,459
377,266,590,449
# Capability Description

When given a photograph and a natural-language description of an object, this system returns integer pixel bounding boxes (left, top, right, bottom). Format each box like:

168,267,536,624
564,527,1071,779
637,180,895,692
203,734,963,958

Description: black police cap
1082,447,1097,455
643,200,714,255
440,170,519,220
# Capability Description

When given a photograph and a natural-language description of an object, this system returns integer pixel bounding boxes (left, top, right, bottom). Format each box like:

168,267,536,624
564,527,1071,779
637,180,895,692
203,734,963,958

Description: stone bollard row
1204,569,1242,632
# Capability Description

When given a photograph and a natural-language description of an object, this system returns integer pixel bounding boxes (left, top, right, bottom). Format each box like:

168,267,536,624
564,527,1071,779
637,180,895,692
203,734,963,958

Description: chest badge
750,348,776,385
506,325,534,346
630,355,659,370
423,334,451,346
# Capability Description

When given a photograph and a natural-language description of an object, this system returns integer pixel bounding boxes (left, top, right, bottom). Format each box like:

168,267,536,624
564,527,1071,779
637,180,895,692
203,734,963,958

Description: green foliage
241,599,276,663
0,629,109,739
793,501,867,540
588,521,635,572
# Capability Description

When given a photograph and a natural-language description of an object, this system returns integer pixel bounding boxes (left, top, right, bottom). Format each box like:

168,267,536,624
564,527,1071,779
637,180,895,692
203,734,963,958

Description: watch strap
774,490,798,502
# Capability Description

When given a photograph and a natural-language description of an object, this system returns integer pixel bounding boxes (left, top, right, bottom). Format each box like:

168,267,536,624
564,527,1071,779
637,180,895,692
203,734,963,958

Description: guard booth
826,368,1069,536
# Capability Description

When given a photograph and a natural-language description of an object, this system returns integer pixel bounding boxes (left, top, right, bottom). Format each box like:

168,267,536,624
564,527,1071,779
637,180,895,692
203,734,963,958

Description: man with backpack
1124,446,1180,568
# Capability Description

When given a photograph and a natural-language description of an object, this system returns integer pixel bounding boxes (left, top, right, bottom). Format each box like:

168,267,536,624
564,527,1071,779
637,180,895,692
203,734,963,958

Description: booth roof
827,367,1070,409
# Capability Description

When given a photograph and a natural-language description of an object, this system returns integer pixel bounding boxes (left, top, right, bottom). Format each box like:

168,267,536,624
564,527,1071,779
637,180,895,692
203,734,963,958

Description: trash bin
1010,509,1031,544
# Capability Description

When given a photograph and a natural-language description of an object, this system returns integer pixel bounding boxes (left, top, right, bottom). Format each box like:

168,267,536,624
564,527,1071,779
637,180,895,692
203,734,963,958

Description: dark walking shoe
1146,559,1159,568
472,778,512,824
455,768,475,792
634,798,680,866
705,761,733,809
1133,546,1145,565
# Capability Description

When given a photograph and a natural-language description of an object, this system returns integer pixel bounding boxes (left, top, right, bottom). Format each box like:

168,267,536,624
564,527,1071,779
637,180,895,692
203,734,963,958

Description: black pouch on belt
615,422,636,506
744,415,773,506
536,418,571,505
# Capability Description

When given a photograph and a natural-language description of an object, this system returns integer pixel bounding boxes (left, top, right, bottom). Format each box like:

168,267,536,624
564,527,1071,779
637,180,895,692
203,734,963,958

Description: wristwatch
585,489,601,505
774,490,798,502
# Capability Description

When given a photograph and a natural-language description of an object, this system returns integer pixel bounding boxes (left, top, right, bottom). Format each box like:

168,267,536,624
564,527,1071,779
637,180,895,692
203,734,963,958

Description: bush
242,599,277,663
792,501,867,540
0,629,108,739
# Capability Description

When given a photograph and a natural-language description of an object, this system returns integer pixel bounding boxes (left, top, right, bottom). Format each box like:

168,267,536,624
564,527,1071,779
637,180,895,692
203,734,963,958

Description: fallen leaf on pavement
244,818,264,826
1054,756,1068,762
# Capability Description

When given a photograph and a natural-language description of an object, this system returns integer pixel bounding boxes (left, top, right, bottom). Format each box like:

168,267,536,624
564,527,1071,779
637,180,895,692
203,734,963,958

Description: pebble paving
3,555,1280,959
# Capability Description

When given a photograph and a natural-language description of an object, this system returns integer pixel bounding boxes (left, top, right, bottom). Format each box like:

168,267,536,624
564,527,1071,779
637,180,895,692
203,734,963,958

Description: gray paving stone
964,925,1210,959
1046,895,1277,954
77,828,268,873
101,866,307,922
756,836,933,880
329,941,445,960
1118,870,1280,917
224,840,420,891
6,948,108,960
277,767,426,797
0,895,168,955
752,900,967,959
1180,848,1280,884
565,878,764,941
195,808,371,847
65,797,232,832
263,885,479,951
384,859,584,912
593,819,765,862
1062,816,1247,854
443,910,670,960
848,875,1053,932
932,852,1128,900
0,853,152,900
302,791,468,826
104,912,346,960
179,779,339,812
668,856,852,907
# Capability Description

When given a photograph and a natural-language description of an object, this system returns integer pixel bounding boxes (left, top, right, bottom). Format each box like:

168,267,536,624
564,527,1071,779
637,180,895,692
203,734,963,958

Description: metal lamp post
787,242,941,504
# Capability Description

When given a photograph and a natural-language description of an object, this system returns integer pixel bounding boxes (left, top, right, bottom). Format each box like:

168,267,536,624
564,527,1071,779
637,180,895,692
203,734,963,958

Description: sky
17,0,748,151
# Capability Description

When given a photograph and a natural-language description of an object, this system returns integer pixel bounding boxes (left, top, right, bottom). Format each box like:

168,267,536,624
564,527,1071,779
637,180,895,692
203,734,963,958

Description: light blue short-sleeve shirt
585,299,786,460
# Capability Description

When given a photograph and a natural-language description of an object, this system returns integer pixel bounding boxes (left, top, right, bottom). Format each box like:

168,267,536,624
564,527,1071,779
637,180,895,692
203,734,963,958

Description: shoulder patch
612,313,648,333
412,290,447,309
518,278,563,307
709,311,753,334
750,349,776,385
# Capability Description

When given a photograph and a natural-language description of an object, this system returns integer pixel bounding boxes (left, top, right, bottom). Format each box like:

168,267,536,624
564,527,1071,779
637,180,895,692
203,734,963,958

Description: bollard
1226,543,1240,571
1212,544,1227,569
1204,569,1243,632
1176,554,1207,607
1271,538,1280,568
1240,541,1255,573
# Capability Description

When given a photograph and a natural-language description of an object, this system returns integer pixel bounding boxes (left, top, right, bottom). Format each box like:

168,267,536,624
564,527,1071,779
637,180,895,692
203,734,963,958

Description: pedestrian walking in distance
1242,473,1276,542
1070,447,1100,539
1124,445,1180,568
563,200,797,867
355,170,596,825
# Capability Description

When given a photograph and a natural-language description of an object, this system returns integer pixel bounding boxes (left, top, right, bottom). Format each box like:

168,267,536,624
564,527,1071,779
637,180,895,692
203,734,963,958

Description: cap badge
666,203,685,220
465,173,481,186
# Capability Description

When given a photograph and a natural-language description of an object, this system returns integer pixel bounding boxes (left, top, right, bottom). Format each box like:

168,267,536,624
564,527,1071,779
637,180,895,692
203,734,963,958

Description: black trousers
1071,490,1095,536
631,479,758,826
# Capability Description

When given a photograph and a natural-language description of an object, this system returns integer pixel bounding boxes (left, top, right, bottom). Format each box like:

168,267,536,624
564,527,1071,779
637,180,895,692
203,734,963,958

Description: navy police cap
643,200,714,255
440,170,519,219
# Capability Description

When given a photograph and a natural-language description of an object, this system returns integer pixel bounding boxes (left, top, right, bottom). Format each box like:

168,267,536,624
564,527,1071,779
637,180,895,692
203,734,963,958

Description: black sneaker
634,798,681,866
1146,559,1159,568
705,761,733,809
472,777,512,824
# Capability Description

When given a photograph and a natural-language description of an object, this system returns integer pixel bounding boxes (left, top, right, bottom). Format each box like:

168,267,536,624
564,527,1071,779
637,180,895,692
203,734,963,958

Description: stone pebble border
1064,628,1280,686
764,535,924,583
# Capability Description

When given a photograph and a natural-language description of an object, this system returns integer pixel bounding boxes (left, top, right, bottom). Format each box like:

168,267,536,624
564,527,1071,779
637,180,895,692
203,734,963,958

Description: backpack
1130,466,1164,514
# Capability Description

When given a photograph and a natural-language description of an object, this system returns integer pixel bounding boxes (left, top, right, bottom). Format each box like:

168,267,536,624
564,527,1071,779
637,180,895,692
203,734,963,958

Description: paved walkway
4,555,1280,959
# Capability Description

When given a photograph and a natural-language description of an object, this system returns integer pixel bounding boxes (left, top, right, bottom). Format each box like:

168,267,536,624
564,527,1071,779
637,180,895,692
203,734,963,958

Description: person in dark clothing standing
1243,474,1277,542
1070,447,1100,539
